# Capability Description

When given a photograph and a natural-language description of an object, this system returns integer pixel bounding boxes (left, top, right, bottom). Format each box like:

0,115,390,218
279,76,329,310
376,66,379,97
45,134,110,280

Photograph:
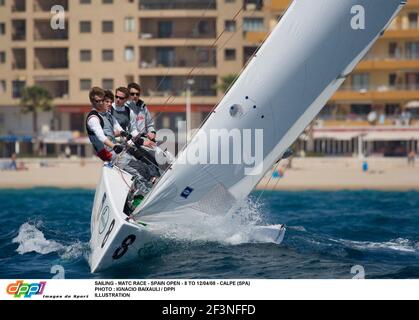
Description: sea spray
13,222,89,260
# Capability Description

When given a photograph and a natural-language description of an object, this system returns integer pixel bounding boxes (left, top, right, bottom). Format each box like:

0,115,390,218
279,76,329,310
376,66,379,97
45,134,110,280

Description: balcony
34,78,69,99
140,47,216,69
140,18,216,40
383,14,419,39
271,0,291,11
34,20,69,41
243,31,267,44
34,0,68,12
243,0,264,11
140,76,217,98
34,48,68,70
333,84,419,102
12,48,26,70
139,0,216,10
383,28,419,39
357,53,419,70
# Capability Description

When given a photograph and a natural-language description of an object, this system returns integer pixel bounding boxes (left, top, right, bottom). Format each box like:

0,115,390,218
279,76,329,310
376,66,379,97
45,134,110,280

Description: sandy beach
0,157,418,191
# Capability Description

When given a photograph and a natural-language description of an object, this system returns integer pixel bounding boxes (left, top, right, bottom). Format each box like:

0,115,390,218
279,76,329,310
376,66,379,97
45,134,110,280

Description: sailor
126,83,161,174
103,89,114,112
111,87,139,135
86,87,156,184
127,83,156,147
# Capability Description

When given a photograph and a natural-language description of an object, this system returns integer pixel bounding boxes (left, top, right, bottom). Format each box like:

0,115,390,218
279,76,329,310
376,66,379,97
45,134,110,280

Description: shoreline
0,157,418,191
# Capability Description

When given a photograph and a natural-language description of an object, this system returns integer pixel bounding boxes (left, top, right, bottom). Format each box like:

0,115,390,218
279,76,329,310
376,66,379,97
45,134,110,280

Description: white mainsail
135,0,405,217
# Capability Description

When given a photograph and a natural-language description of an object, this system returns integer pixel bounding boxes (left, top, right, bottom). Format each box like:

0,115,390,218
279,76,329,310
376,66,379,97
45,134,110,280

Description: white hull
89,166,156,273
89,166,286,273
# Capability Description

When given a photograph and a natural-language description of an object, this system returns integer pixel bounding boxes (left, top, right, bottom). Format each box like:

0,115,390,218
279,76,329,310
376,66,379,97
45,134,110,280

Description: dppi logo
6,280,46,298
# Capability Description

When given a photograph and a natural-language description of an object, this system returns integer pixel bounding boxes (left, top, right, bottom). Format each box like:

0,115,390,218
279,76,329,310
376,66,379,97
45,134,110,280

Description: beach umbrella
405,101,419,109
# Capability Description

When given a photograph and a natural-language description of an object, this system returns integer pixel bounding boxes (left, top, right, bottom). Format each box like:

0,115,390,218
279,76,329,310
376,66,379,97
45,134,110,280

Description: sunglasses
130,92,140,96
116,96,127,100
94,99,104,104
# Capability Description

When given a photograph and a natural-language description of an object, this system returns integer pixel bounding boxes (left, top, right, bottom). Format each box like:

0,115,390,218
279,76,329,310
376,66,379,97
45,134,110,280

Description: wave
333,238,418,253
12,223,89,260
288,226,307,232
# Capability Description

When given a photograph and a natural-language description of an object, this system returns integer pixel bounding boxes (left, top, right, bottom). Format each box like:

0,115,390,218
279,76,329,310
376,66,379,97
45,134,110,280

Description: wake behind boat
89,0,405,273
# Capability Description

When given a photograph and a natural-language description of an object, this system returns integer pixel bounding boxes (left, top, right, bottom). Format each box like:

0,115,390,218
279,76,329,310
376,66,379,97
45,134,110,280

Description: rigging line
137,1,266,201
146,0,216,107
150,1,269,170
117,165,133,189
255,159,283,205
148,4,245,125
120,2,217,160
183,4,274,136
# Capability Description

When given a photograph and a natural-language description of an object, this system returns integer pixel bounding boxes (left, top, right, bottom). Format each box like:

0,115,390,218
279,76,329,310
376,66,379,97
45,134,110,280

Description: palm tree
214,74,238,94
20,86,53,135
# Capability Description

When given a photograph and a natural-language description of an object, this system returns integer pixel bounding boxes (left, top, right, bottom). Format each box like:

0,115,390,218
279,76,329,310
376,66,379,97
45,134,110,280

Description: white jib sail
135,0,405,218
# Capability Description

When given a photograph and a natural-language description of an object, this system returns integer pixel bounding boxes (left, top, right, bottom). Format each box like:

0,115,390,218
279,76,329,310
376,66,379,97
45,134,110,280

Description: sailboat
89,0,406,273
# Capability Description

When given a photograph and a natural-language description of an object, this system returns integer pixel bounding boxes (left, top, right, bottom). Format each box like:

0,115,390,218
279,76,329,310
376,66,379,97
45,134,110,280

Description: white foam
13,223,89,259
335,238,418,253
13,223,64,255
143,198,282,245
289,226,307,232
61,241,90,260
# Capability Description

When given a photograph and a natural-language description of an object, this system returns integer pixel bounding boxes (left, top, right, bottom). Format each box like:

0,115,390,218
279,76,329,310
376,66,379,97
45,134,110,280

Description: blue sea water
0,188,418,279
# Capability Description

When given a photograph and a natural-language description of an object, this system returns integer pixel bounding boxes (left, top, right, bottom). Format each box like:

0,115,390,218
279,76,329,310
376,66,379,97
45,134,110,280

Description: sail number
101,219,115,248
112,235,137,260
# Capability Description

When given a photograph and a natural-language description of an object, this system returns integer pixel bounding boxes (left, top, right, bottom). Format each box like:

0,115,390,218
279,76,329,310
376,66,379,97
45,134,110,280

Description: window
102,49,114,61
243,18,264,32
389,42,400,58
102,0,113,3
197,48,210,64
124,46,134,62
225,49,236,61
0,51,5,63
350,104,372,116
102,79,114,90
352,74,369,91
12,80,25,98
158,21,172,38
405,72,419,90
124,17,135,32
225,20,236,32
102,21,114,33
0,23,5,35
80,79,92,91
156,47,175,66
198,21,210,34
156,76,172,91
408,13,418,29
389,73,397,88
80,0,91,4
406,42,419,59
0,113,4,132
80,21,91,33
80,50,92,62
12,20,26,41
0,80,6,94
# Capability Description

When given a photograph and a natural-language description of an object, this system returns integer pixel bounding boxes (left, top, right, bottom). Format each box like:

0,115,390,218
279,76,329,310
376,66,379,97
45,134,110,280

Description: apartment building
0,0,275,136
0,0,418,157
